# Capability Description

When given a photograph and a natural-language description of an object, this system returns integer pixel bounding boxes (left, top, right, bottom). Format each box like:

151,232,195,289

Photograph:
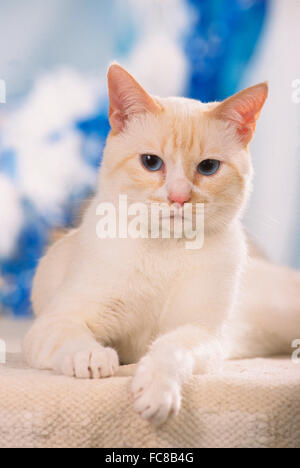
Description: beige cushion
0,353,299,448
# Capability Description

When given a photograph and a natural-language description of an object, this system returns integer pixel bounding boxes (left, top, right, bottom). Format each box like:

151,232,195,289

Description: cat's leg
130,259,238,425
131,324,222,425
25,225,120,378
226,258,300,358
23,295,119,379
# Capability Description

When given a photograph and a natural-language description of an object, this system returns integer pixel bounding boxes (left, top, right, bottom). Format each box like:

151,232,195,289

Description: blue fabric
185,0,268,101
0,202,48,316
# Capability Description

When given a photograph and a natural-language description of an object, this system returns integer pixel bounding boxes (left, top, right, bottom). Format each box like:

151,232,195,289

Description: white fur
23,72,300,426
24,198,245,425
23,182,300,427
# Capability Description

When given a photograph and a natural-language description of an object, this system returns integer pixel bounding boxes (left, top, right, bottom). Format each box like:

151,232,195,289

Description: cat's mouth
160,211,191,222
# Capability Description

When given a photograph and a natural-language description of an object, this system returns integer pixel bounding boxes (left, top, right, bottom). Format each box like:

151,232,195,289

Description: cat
23,64,300,426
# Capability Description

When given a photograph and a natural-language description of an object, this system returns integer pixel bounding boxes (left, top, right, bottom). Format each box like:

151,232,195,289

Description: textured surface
0,354,299,448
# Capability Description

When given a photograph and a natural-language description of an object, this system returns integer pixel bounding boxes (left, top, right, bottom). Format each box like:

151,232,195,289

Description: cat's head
100,64,268,235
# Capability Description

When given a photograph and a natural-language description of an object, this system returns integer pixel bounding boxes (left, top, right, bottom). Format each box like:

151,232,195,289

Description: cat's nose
168,191,191,206
167,177,191,206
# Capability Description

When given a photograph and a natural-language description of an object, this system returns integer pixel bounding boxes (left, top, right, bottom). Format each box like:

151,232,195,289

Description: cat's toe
134,384,181,426
131,358,181,425
131,360,153,396
91,347,119,378
62,346,119,379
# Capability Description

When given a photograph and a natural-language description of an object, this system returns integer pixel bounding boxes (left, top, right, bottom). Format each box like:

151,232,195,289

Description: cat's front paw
61,346,119,379
131,356,181,426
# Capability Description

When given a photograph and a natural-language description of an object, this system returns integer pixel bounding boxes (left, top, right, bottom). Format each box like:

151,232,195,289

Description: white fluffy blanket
0,353,299,448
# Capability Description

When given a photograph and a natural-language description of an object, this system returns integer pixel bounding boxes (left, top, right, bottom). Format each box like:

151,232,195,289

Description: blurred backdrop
0,0,299,317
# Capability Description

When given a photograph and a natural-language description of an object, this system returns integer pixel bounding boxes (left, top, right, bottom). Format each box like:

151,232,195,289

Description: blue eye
141,154,163,172
197,159,220,176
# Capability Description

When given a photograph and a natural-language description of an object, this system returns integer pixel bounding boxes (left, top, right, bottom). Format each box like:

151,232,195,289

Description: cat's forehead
157,96,217,116
154,97,221,142
139,97,233,160
114,95,246,169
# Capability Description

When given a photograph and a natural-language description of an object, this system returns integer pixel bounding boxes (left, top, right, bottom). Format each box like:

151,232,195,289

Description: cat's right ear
107,64,161,133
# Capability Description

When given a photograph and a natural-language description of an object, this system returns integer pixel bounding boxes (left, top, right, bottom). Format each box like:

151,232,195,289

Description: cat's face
100,64,268,234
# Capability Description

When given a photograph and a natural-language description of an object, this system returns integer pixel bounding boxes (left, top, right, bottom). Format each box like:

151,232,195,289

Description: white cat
24,64,300,426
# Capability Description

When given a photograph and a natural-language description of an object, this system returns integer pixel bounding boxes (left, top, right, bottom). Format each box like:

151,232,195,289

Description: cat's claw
131,357,181,426
61,346,119,379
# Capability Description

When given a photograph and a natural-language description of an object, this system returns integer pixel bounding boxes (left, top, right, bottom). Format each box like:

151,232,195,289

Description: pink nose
168,191,191,206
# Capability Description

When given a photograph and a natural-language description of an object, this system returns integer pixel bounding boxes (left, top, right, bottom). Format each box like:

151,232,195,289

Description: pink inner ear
108,64,161,133
109,100,126,133
215,83,268,145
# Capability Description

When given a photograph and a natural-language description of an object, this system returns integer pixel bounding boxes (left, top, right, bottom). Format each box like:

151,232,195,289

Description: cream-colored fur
23,65,300,426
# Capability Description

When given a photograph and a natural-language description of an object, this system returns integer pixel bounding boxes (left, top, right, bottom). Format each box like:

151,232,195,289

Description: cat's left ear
212,83,268,145
107,63,161,133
